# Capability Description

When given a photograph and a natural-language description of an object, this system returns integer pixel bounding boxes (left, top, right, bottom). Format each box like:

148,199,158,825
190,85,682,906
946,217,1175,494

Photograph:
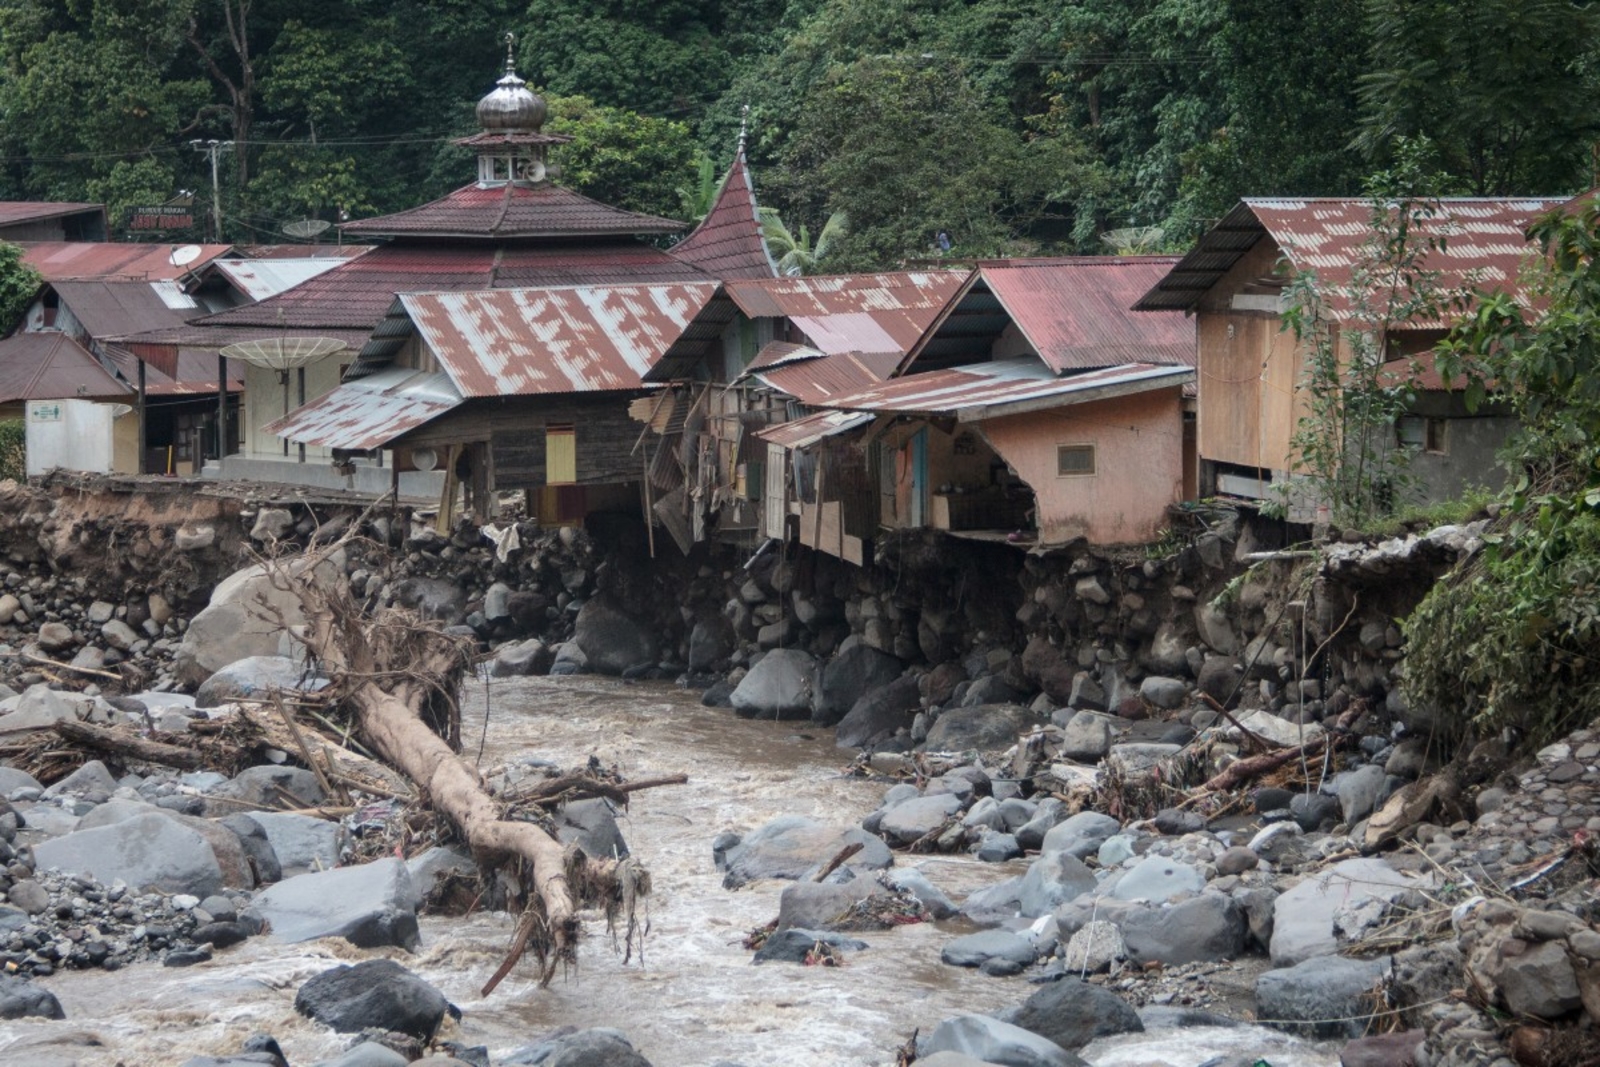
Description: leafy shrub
0,420,23,482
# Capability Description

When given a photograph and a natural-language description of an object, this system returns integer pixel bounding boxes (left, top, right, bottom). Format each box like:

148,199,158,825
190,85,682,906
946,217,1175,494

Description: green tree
759,206,846,275
545,94,697,221
1356,0,1600,194
0,240,40,333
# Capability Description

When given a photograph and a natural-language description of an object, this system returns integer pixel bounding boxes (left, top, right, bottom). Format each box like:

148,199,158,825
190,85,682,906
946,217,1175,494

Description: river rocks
880,793,964,845
918,1014,1085,1067
775,881,876,931
1040,812,1120,860
1079,893,1248,966
1017,851,1096,918
1058,712,1111,762
174,555,341,686
835,674,921,749
34,813,224,897
294,958,454,1039
885,867,958,919
0,973,64,1019
488,638,554,678
942,929,1040,970
1004,977,1143,1049
253,857,419,950
752,927,869,964
813,645,903,726
1138,676,1186,710
0,684,85,735
205,766,326,814
1058,920,1126,974
1269,858,1415,966
393,577,468,624
572,596,658,675
1339,1030,1425,1067
1336,764,1389,824
718,817,891,888
506,1028,654,1067
194,655,324,709
687,615,736,672
925,705,1038,753
730,649,816,719
247,812,345,876
1108,857,1204,903
1256,954,1389,1039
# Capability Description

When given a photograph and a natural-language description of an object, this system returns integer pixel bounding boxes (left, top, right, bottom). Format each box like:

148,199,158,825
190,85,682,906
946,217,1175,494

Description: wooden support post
136,359,147,475
217,354,227,465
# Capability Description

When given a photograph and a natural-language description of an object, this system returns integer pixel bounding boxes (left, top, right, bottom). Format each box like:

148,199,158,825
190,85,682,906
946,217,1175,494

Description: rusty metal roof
0,333,130,404
668,149,778,281
820,358,1193,423
183,241,711,335
0,201,104,226
750,350,901,405
1135,198,1565,314
264,366,463,450
340,181,685,239
726,271,966,354
746,340,820,373
900,257,1192,376
401,282,718,397
20,242,231,282
53,280,203,340
755,409,874,448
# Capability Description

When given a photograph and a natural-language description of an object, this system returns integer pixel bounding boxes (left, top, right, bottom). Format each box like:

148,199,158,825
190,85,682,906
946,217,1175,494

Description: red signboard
129,205,195,231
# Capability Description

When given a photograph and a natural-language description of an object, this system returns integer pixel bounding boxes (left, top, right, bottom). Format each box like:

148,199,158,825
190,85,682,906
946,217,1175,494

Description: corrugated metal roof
726,271,966,354
210,257,359,301
745,340,821,372
1135,198,1564,314
750,350,900,405
0,202,103,225
20,242,231,282
185,241,712,333
0,333,130,404
340,181,685,239
820,358,1193,422
668,150,778,280
402,282,718,397
264,367,463,450
97,344,242,395
755,409,874,448
53,280,202,340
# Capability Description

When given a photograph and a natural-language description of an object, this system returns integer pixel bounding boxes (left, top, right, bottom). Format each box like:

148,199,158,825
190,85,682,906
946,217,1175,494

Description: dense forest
2,0,1598,269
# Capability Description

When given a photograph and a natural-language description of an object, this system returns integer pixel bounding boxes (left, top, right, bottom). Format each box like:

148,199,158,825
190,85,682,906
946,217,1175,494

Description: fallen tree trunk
53,720,210,770
272,536,650,994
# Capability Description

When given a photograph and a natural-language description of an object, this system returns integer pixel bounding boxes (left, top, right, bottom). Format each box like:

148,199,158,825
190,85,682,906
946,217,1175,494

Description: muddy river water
0,677,1339,1067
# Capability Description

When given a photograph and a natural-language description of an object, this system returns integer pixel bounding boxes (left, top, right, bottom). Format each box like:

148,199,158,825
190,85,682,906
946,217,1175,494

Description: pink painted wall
978,388,1185,545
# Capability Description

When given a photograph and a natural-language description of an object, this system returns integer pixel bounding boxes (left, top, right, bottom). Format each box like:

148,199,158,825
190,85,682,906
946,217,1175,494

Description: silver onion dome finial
476,31,546,132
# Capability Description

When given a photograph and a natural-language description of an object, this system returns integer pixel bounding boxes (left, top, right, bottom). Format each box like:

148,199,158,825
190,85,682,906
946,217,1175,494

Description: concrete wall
241,358,348,462
26,399,114,475
978,388,1186,545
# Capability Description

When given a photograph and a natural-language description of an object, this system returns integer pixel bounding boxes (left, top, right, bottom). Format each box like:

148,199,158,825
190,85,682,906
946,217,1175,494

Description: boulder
174,555,343,686
554,798,628,861
205,766,326,815
941,929,1040,969
1112,893,1247,965
1004,977,1143,1049
195,655,324,709
313,1043,410,1067
1058,712,1111,763
1336,765,1389,825
219,814,283,885
0,684,85,735
250,508,294,541
294,958,453,1039
0,973,64,1019
813,645,903,726
1339,1031,1426,1067
719,817,891,888
1017,850,1097,918
248,812,345,876
1108,857,1204,904
1269,858,1414,966
919,1014,1084,1067
1138,676,1187,710
253,857,419,950
752,927,869,964
572,596,658,675
775,881,877,932
687,615,736,672
505,1028,653,1067
730,649,816,720
1256,955,1389,1039
33,813,223,896
41,759,117,798
879,793,963,846
1039,812,1120,860
36,622,77,654
885,867,958,920
1058,920,1126,974
392,577,468,624
1485,938,1582,1018
834,674,921,749
488,639,554,678
924,705,1038,753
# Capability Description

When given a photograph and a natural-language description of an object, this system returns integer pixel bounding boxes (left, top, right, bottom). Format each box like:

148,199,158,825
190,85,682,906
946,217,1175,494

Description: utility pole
188,139,233,242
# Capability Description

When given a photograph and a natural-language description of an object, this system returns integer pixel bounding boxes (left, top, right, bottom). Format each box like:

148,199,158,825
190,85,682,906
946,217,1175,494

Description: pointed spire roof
669,140,778,280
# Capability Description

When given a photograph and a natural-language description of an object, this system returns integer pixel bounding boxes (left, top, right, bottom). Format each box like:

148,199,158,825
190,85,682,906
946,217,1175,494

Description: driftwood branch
52,720,209,770
505,772,689,808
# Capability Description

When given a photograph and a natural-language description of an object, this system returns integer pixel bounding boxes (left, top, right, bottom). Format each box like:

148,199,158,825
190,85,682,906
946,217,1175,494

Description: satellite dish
219,336,348,371
108,404,134,419
169,245,203,268
282,218,332,240
410,446,439,472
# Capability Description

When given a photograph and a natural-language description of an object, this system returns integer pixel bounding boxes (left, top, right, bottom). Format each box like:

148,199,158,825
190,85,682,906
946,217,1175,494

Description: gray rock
1106,743,1182,777
0,973,65,1019
205,766,326,815
219,814,283,885
730,648,816,720
195,655,324,709
488,639,553,678
941,929,1040,969
962,876,1025,926
1269,858,1414,966
1058,920,1126,974
312,1043,409,1067
555,798,628,861
504,1028,653,1067
248,812,345,876
0,767,42,795
34,812,223,896
973,830,1022,863
393,577,468,624
41,758,117,798
483,582,512,620
687,616,736,672
925,704,1039,753
36,622,77,654
813,645,903,726
174,554,344,686
879,793,963,845
294,958,452,1039
1004,977,1143,1049
1018,850,1097,918
885,867,958,919
835,674,922,749
572,596,658,675
775,881,877,932
1114,892,1247,965
254,857,419,950
752,927,869,964
1108,857,1204,903
1193,602,1238,655
0,684,84,735
919,1014,1084,1067
250,508,294,541
1256,954,1388,1039
1138,676,1187,710
404,846,477,908
720,817,891,888
1290,792,1340,832
1040,812,1120,860
1058,712,1111,763
1336,764,1388,824
962,676,1022,708
1491,938,1582,1018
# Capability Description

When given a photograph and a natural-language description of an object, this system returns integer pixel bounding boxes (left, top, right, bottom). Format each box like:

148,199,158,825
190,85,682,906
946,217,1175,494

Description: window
1396,416,1447,455
1057,444,1096,477
545,424,576,485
